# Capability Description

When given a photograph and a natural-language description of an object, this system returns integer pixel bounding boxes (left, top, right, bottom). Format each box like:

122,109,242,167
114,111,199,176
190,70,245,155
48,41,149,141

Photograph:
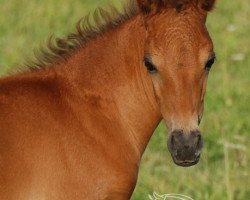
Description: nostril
171,134,175,145
196,133,203,149
197,134,201,142
168,134,176,153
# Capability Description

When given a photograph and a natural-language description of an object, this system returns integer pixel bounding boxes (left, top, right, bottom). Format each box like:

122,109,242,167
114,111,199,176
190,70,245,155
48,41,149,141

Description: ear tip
201,0,217,11
136,0,217,14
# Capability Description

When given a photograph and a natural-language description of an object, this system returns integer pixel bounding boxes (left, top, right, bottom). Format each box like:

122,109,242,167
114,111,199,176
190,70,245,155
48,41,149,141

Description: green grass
0,0,249,199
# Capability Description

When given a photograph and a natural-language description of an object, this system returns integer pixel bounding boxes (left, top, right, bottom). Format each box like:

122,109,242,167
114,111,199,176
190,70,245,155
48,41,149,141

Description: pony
0,0,216,199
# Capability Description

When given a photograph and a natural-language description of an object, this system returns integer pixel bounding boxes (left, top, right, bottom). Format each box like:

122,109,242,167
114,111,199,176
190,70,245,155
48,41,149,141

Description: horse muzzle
167,130,203,167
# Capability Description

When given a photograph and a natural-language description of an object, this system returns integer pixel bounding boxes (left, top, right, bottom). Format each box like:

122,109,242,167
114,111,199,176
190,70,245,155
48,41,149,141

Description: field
0,0,249,199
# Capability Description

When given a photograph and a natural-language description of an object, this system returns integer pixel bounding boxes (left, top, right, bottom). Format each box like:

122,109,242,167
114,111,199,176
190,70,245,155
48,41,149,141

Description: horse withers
0,0,216,199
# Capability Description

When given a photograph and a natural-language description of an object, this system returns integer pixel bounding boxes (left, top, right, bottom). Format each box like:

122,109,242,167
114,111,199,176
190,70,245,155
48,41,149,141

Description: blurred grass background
0,0,249,199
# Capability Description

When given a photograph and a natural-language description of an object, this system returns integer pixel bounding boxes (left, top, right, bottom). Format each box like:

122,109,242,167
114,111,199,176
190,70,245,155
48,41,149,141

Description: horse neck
62,15,162,157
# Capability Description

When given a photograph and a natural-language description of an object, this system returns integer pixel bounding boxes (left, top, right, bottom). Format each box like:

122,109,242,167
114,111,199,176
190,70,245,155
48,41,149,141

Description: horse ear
136,0,166,15
201,0,216,11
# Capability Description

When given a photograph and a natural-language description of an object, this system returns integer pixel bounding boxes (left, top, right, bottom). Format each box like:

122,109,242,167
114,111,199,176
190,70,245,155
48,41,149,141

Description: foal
0,0,216,199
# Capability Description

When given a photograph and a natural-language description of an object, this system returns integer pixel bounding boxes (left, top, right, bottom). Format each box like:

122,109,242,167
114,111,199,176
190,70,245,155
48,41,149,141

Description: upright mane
23,0,214,70
24,0,138,70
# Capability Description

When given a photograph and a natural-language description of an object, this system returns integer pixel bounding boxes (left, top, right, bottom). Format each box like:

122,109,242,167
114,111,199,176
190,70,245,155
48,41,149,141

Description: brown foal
0,0,216,199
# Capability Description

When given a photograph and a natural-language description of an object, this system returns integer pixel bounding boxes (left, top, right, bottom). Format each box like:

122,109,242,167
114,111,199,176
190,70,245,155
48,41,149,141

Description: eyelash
205,54,216,71
144,58,157,73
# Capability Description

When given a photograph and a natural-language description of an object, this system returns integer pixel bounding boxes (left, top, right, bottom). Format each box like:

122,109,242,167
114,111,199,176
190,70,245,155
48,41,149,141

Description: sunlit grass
0,0,249,199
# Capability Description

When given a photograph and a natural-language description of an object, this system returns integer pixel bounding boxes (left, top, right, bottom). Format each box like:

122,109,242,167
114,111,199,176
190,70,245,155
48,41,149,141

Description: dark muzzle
167,130,203,167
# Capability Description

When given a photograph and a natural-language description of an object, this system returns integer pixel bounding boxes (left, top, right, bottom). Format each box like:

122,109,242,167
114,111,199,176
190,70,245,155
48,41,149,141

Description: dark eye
205,54,216,71
144,58,157,73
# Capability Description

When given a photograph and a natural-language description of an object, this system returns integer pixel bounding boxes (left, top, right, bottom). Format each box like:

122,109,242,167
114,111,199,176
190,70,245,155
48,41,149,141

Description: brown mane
24,0,138,70
23,0,214,70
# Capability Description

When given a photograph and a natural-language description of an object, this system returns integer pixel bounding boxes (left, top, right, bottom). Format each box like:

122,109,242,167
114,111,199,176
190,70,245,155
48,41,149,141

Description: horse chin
171,155,200,167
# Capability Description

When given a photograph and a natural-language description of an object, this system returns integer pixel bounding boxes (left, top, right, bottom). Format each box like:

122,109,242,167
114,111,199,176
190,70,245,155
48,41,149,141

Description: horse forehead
147,9,207,39
147,17,211,52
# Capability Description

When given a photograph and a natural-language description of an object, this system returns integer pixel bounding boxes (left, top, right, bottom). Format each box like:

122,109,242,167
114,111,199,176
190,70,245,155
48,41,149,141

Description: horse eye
205,55,216,71
144,58,157,73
